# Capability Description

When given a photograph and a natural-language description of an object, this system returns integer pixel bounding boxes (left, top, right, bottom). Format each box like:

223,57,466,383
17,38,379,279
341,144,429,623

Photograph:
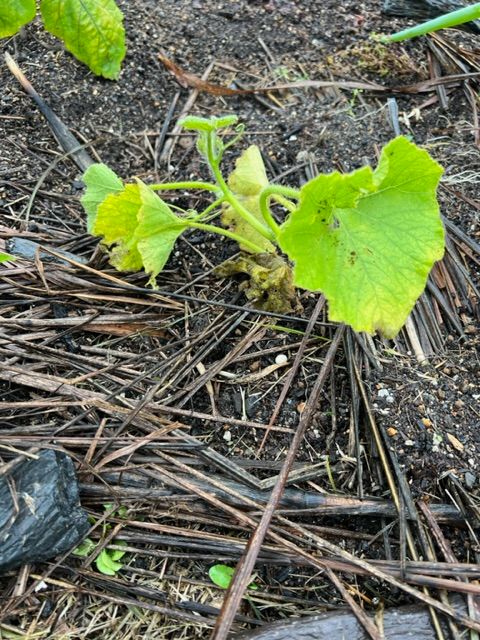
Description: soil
1,1,479,639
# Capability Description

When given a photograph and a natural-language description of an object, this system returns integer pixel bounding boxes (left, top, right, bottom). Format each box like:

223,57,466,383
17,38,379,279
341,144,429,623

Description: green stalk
259,185,300,236
206,133,276,243
188,221,267,254
150,181,219,192
191,197,226,221
382,3,480,42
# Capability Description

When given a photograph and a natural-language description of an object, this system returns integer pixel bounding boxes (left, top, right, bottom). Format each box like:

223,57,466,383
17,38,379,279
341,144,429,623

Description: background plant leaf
135,181,187,286
81,163,124,233
278,136,444,337
0,0,36,38
40,0,126,79
222,145,275,253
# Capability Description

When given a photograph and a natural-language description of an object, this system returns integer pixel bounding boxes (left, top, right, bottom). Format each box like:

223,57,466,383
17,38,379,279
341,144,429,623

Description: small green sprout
72,504,128,576
209,564,258,591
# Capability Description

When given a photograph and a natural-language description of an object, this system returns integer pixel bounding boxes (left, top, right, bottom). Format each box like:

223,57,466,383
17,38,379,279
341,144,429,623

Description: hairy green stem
259,185,300,236
150,181,219,192
206,133,276,244
191,197,226,221
188,221,267,254
382,3,480,42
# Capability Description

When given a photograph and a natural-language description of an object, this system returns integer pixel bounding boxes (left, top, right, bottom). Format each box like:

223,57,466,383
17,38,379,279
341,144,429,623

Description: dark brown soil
1,1,479,638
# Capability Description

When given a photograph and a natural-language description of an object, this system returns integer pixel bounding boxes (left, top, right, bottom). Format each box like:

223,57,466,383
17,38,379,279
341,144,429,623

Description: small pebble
404,439,415,447
223,430,232,443
465,472,476,489
378,388,394,404
387,427,398,437
275,354,288,365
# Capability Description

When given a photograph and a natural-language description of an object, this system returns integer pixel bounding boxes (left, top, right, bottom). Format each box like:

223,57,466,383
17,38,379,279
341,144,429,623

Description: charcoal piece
236,597,467,640
0,450,89,573
5,237,87,265
383,0,480,33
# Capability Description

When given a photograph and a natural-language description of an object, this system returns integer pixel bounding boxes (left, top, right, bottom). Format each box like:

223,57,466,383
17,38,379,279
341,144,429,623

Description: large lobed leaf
40,0,126,79
0,0,36,37
278,136,444,338
222,145,275,253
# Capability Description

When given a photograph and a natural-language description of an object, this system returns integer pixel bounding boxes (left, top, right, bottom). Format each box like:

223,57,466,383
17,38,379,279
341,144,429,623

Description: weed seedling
82,114,445,338
73,504,128,576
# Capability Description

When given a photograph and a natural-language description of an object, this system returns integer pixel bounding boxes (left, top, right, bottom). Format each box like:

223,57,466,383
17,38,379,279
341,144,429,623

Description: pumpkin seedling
82,113,445,338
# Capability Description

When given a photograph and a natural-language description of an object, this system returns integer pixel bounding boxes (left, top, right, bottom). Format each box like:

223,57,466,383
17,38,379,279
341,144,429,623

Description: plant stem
382,3,480,42
259,185,300,236
188,222,267,254
191,197,225,221
150,181,219,192
206,134,276,243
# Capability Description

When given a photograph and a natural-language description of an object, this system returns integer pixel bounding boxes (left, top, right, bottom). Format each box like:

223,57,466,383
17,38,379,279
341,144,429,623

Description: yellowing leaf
81,163,124,233
40,0,126,79
135,181,187,286
222,145,275,253
94,183,143,271
0,0,35,37
278,136,444,337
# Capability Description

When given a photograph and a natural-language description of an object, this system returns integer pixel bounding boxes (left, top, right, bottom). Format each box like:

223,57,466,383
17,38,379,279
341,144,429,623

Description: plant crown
81,114,445,338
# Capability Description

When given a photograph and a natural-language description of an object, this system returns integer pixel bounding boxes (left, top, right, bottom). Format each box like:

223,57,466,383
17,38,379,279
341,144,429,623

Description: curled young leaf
278,136,444,337
180,114,238,132
222,145,275,253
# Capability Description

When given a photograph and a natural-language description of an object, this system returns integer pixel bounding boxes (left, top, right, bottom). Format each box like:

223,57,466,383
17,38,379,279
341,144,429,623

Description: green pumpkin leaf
135,181,188,286
222,145,275,253
40,0,126,79
278,136,444,337
93,183,144,271
81,163,124,233
0,0,36,37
